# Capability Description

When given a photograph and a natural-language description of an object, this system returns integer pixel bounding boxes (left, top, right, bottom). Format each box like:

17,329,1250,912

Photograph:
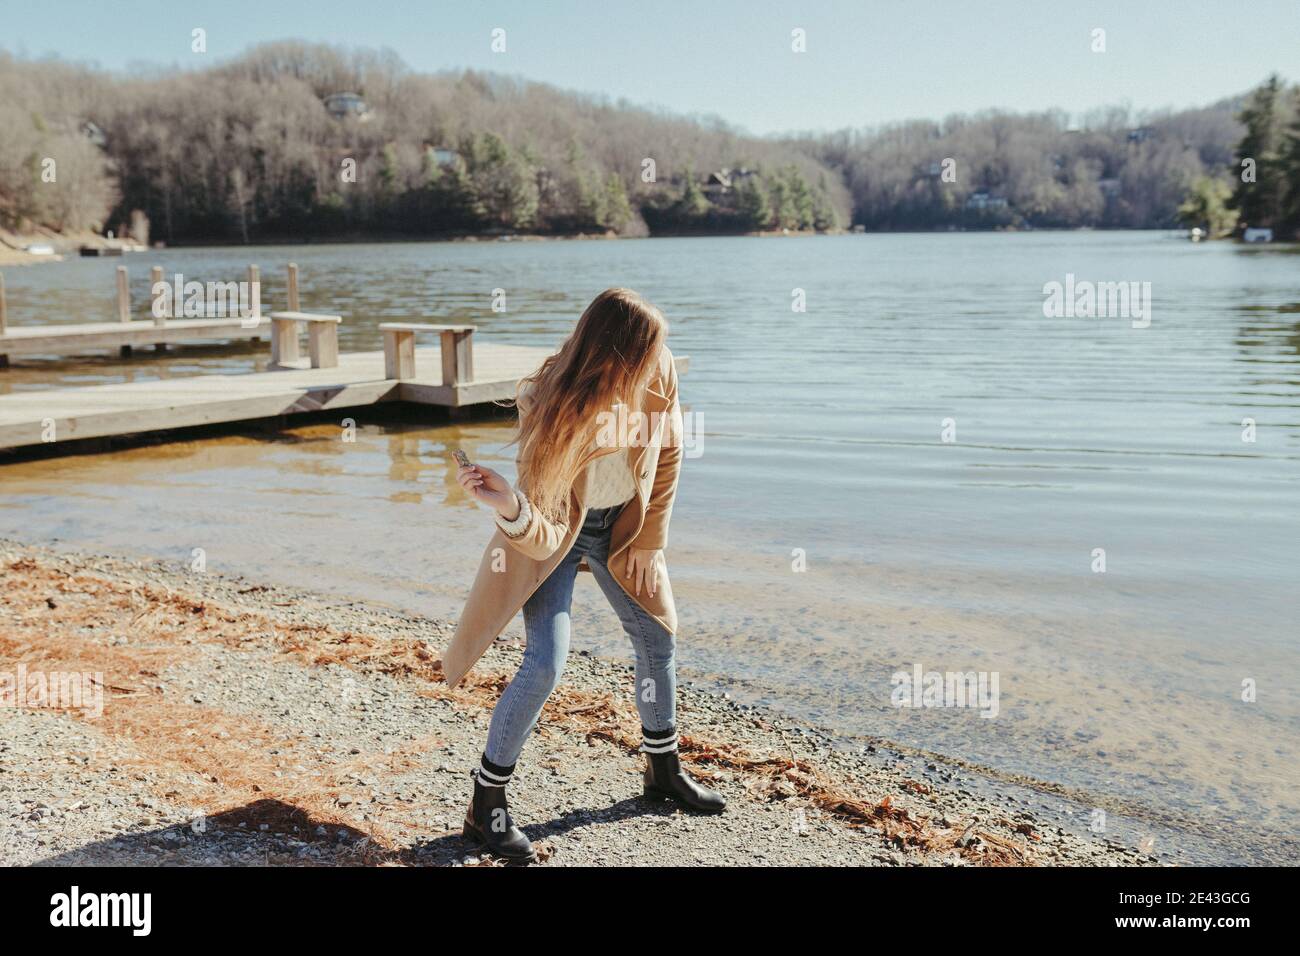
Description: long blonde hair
514,288,667,521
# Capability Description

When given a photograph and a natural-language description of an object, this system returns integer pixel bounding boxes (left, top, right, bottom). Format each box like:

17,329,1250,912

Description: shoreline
0,228,146,268
1,537,1160,866
6,227,1272,267
0,228,837,265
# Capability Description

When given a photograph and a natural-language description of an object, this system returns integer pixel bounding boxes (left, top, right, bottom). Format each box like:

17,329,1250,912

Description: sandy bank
0,539,1156,867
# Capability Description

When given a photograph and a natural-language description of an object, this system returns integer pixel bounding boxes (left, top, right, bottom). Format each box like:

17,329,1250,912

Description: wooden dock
0,342,689,453
0,316,269,358
0,264,689,454
0,264,271,364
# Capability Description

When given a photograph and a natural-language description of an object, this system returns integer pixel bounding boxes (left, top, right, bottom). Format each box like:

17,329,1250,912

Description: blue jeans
484,505,677,767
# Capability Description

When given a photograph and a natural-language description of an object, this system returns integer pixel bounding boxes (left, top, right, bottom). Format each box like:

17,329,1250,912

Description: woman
443,288,724,863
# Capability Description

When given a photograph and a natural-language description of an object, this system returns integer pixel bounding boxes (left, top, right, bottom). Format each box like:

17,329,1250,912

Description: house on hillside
324,92,371,121
1126,127,1154,144
965,191,1008,211
80,121,107,148
422,144,462,168
702,167,760,198
703,169,732,198
430,147,460,167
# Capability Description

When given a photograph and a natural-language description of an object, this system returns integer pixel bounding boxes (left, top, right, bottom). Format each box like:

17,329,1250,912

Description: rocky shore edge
0,539,1157,867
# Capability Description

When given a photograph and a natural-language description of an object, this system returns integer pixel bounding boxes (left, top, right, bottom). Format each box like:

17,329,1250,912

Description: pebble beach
0,539,1160,867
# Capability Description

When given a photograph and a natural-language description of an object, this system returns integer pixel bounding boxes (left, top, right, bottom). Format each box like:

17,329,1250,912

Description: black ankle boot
463,774,535,863
644,749,727,813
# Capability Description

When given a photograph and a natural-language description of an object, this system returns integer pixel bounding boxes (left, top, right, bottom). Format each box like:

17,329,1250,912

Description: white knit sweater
496,440,637,537
584,446,638,507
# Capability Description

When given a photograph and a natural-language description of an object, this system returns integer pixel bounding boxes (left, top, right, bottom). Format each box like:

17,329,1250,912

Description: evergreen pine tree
1231,75,1286,231
735,176,772,230
1277,86,1300,237
602,173,633,232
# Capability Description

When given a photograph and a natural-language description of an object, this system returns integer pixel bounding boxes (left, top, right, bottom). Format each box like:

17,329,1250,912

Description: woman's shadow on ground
411,795,664,864
29,795,671,866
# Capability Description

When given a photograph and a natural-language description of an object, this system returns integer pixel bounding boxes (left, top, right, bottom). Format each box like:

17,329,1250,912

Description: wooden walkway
0,343,689,452
0,317,269,358
0,266,689,454
0,342,539,451
1,263,277,363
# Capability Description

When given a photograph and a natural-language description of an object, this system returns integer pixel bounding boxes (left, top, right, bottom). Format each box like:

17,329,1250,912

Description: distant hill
0,44,1288,242
796,96,1249,230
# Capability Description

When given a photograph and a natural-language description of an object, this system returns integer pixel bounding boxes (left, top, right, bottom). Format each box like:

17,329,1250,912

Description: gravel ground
0,539,1162,867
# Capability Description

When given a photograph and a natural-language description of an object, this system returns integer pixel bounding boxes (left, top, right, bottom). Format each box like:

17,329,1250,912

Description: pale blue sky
5,0,1297,134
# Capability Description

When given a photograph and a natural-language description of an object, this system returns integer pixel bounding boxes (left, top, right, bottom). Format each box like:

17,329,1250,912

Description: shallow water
2,233,1297,863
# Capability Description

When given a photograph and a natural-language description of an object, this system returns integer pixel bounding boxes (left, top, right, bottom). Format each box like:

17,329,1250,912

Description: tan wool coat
439,347,684,686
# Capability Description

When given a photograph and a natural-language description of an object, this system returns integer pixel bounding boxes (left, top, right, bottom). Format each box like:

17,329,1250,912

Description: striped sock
476,754,515,789
641,725,678,754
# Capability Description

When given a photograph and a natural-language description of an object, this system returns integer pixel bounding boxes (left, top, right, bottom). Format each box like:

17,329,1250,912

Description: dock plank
0,344,688,452
0,343,536,448
0,317,270,357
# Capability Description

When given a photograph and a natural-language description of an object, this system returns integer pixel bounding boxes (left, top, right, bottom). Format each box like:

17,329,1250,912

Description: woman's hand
456,463,519,519
625,547,663,597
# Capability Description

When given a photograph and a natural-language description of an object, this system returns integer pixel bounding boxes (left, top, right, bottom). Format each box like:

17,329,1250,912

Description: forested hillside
1,43,1296,243
803,100,1246,229
0,44,847,242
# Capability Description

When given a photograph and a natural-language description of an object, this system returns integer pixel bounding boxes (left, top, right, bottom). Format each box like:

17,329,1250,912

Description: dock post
307,320,339,369
0,271,7,368
116,266,132,356
287,263,300,312
382,328,416,379
247,264,261,323
150,265,168,353
441,329,475,386
270,315,300,366
116,267,131,323
150,266,168,325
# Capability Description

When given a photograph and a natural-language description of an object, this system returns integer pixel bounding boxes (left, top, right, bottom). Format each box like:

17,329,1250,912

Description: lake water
2,233,1297,864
